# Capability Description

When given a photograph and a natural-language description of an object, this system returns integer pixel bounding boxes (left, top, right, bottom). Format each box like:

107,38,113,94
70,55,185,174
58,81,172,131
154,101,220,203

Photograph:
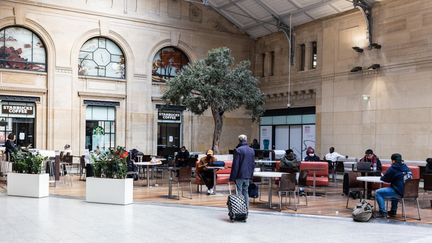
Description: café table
255,160,278,171
206,166,225,194
135,161,162,187
167,167,180,199
305,167,324,196
253,171,288,208
356,176,383,200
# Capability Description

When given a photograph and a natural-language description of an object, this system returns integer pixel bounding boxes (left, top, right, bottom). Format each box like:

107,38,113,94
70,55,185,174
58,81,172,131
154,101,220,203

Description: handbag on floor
352,199,373,222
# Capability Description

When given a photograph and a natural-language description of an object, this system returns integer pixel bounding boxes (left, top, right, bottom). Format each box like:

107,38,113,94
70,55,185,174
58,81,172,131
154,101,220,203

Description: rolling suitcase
227,187,248,222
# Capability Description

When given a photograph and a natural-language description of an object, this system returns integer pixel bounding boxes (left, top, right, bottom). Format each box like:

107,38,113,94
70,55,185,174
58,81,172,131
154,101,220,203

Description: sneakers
387,211,397,217
207,188,214,195
299,188,306,196
374,211,387,218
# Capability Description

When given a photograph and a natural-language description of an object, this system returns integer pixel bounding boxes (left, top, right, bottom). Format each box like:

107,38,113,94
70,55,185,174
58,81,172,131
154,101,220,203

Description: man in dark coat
375,153,412,218
230,134,255,208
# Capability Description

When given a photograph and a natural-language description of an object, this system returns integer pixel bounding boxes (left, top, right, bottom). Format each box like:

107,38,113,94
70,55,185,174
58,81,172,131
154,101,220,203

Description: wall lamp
369,43,381,49
352,46,364,53
367,64,381,70
362,95,370,101
350,66,363,72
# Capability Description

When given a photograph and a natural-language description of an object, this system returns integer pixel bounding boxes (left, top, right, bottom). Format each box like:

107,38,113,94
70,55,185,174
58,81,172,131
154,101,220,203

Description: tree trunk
211,108,224,154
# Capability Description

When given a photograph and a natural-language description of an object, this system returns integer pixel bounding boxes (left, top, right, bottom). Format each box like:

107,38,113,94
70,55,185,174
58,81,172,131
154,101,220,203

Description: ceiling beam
242,0,336,30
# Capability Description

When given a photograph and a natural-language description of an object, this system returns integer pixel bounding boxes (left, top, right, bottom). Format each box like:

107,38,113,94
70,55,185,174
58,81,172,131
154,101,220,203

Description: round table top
253,171,288,178
135,161,162,166
255,160,278,164
356,176,383,183
206,166,225,170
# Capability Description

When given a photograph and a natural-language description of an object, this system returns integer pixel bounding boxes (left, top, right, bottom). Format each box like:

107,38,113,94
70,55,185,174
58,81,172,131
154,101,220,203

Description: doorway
157,123,180,158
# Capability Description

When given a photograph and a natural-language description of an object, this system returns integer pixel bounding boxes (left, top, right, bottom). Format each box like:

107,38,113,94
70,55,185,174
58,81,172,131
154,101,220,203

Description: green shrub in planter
93,146,128,179
12,150,47,174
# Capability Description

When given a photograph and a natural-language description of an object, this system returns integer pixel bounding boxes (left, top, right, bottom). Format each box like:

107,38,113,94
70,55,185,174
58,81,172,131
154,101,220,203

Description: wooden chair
278,173,298,211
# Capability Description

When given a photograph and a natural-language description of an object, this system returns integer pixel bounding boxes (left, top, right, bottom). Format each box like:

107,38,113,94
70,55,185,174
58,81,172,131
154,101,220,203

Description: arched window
0,26,47,72
78,37,125,79
152,46,189,82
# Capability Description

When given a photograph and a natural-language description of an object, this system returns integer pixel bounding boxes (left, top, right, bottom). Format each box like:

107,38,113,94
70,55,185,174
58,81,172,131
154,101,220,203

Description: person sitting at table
375,153,412,218
324,146,346,171
175,146,190,167
5,133,17,161
304,147,320,161
250,139,260,150
425,158,432,174
280,149,299,173
197,149,217,195
359,149,382,172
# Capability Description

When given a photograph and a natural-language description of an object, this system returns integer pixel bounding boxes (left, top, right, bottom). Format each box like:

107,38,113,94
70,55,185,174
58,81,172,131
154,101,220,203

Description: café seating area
2,152,431,225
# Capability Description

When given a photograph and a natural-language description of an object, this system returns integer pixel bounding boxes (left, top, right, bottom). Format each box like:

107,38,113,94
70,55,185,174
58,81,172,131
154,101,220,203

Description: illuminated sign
158,111,181,121
2,105,34,115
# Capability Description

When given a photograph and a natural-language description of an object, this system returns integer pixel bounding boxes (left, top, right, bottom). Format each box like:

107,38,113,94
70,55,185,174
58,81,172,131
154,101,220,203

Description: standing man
230,134,255,208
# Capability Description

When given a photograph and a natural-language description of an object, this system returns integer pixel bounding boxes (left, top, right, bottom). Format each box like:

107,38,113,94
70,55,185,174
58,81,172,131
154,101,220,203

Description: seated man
280,149,299,173
196,149,216,195
324,146,345,172
359,149,382,172
375,153,412,218
175,146,190,167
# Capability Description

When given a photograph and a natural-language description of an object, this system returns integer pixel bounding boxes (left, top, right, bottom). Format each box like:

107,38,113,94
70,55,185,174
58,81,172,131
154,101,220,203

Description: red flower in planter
120,151,129,159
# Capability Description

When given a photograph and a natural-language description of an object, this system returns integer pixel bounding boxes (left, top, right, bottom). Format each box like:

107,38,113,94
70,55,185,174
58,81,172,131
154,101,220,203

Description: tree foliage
162,47,265,152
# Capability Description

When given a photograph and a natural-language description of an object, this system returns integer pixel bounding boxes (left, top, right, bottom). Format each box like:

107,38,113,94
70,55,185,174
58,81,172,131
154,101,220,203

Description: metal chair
176,167,193,199
345,171,364,208
400,179,421,221
79,155,86,181
278,173,298,211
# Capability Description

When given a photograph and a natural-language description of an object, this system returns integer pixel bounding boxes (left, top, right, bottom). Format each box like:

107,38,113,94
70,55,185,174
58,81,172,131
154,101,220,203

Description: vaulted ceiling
205,0,380,38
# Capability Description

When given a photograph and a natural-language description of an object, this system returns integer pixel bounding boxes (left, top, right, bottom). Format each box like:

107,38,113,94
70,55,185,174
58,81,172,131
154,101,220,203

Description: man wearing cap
230,134,255,208
197,149,217,195
375,153,412,218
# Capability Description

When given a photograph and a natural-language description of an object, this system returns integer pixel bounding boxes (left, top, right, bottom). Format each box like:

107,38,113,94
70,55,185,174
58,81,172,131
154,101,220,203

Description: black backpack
248,182,259,198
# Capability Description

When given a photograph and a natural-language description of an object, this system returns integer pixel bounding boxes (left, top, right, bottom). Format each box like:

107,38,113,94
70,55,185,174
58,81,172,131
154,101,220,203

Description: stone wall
0,0,255,155
255,0,432,161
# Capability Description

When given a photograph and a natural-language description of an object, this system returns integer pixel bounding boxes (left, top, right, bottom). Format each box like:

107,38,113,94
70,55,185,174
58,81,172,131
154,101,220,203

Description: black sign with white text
158,111,181,121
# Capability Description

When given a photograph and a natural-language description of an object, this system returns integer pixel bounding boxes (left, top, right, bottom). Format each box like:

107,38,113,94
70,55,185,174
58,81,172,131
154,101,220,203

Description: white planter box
7,173,49,198
86,177,133,205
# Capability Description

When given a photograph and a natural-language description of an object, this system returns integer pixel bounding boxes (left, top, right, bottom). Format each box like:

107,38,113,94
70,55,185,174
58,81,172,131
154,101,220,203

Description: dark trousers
199,170,214,190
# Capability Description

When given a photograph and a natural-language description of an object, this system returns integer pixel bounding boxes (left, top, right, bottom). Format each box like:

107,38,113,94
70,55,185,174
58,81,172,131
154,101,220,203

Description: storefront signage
158,111,181,121
2,104,34,115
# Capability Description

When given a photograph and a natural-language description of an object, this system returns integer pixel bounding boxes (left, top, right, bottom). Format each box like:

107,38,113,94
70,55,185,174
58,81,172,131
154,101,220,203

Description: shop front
156,105,185,158
0,96,38,148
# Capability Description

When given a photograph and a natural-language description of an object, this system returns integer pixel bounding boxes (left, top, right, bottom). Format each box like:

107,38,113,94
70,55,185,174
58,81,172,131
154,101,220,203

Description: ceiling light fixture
369,43,381,49
352,46,364,53
350,66,363,72
362,95,370,101
367,64,380,70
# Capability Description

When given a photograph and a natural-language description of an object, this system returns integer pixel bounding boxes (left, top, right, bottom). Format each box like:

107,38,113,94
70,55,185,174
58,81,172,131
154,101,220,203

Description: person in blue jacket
375,153,412,218
230,134,255,208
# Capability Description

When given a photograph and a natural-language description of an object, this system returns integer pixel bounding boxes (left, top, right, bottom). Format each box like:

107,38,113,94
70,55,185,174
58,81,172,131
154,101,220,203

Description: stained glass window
78,37,125,79
0,26,47,72
152,46,189,82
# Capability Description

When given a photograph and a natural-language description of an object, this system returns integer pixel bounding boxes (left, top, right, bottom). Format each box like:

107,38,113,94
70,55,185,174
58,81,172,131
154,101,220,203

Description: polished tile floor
0,193,431,243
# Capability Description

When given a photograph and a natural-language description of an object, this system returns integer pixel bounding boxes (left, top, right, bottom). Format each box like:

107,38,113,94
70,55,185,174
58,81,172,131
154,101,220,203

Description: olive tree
162,47,265,154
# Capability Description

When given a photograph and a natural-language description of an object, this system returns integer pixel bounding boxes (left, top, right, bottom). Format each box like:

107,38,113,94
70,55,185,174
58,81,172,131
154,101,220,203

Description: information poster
302,125,316,159
260,126,272,150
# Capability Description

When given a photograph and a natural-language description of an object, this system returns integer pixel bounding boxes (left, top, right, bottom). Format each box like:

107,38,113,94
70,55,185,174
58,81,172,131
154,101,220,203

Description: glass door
157,123,180,158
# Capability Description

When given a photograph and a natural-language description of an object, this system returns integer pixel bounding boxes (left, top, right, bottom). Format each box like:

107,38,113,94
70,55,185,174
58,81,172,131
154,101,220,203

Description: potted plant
86,146,133,205
7,150,49,198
